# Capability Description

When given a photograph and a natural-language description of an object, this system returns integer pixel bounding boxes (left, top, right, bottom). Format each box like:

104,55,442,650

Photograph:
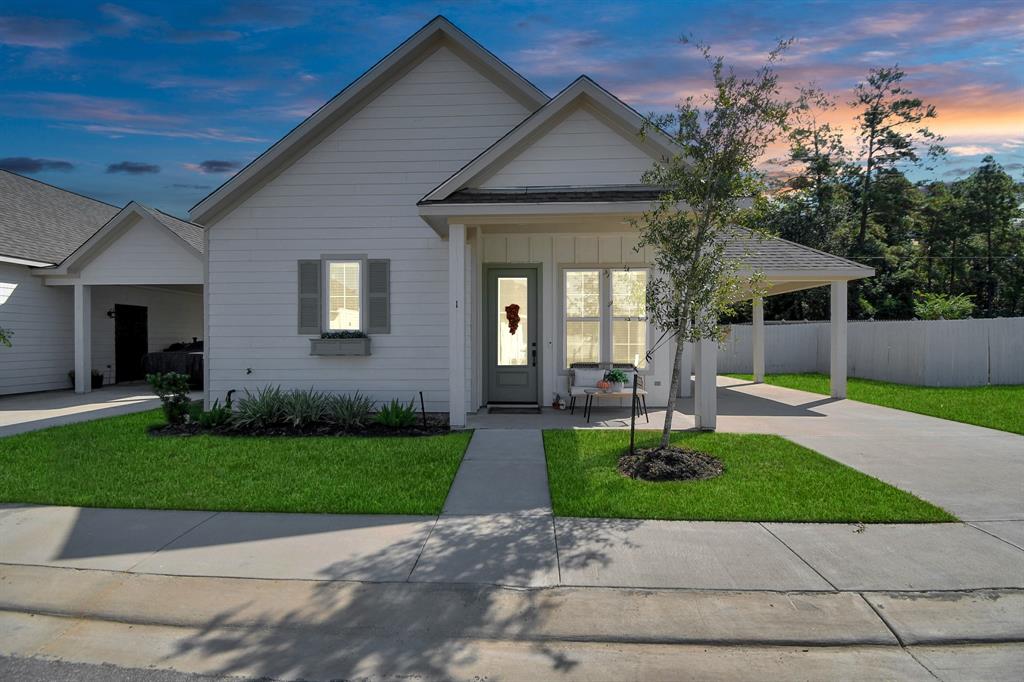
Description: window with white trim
563,267,649,369
325,259,362,331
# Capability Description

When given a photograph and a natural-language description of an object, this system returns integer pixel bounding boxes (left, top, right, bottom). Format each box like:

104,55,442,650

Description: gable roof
420,76,680,204
45,201,204,276
189,15,549,226
0,170,119,265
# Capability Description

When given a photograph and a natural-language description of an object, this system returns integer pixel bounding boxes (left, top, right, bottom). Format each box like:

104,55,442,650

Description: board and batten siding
205,46,532,411
479,105,652,188
0,262,74,395
475,231,674,409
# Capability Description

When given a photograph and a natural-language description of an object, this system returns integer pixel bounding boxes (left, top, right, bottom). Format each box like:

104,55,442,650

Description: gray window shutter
367,259,390,334
297,260,321,334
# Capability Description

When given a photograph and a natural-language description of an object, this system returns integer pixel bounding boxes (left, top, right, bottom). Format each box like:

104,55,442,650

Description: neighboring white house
0,171,205,395
190,16,873,429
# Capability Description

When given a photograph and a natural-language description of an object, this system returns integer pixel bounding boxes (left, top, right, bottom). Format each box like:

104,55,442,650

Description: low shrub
375,398,418,429
196,398,233,429
283,389,333,429
146,372,192,425
329,392,375,431
234,385,289,430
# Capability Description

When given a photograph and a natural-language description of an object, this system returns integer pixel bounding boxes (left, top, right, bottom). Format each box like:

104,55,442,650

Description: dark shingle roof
139,205,205,253
0,170,119,264
419,185,664,205
724,228,871,273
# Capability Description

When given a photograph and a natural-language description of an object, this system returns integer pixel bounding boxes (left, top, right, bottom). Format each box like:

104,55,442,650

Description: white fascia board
2,255,55,267
190,16,548,226
418,200,658,236
421,77,680,203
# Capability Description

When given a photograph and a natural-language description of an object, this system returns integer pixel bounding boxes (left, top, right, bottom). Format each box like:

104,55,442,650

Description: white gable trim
189,16,548,226
421,76,680,203
41,202,202,277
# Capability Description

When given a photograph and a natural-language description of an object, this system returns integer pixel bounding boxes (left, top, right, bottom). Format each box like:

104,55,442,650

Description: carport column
73,283,92,394
752,296,765,383
693,337,717,430
448,223,467,428
830,280,847,399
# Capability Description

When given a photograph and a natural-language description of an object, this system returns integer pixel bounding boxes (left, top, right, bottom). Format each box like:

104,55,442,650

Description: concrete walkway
0,385,200,437
2,501,1022,592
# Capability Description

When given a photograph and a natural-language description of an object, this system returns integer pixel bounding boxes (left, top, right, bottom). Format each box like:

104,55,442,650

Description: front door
114,304,148,383
486,267,539,404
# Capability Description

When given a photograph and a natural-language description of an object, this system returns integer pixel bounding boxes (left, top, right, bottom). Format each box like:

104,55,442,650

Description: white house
190,16,872,429
0,171,205,395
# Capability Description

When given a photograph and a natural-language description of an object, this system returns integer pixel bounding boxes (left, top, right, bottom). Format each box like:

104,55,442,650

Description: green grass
543,430,955,522
726,373,1024,435
0,410,472,515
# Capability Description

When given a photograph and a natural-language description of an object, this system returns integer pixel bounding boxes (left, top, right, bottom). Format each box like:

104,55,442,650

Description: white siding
479,105,652,188
75,215,202,285
89,286,203,385
0,263,74,395
206,46,531,411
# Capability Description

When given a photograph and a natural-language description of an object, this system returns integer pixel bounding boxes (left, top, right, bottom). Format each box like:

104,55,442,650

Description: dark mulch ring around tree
618,445,725,482
149,416,452,439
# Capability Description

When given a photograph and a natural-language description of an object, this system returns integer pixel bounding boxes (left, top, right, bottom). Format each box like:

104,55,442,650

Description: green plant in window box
604,368,630,392
311,330,371,356
320,330,368,339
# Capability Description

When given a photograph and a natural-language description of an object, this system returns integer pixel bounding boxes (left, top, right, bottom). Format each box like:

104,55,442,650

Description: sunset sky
1,0,1021,216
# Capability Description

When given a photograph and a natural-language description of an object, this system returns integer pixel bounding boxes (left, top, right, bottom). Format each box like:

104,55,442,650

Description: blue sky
1,0,1021,217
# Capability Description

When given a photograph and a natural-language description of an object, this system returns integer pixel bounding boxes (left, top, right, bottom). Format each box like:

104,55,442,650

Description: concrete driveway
0,385,199,437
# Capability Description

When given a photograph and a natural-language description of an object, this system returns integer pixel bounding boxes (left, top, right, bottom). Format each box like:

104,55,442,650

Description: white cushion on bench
572,368,606,388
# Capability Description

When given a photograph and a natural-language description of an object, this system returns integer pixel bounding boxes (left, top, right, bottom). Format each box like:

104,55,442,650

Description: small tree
636,40,791,448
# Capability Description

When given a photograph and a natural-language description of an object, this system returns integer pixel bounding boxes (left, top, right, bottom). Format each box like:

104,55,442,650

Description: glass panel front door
487,267,539,404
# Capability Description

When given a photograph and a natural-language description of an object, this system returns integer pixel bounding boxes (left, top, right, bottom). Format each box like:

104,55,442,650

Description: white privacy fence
718,317,1024,386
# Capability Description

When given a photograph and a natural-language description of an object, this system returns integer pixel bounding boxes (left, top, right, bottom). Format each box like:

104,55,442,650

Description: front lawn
727,373,1024,435
0,410,471,515
544,430,955,522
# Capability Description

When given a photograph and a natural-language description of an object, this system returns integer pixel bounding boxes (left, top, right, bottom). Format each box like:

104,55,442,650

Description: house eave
418,200,660,236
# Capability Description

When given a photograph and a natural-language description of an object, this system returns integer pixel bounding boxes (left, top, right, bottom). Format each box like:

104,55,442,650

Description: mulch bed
149,416,451,438
618,445,725,482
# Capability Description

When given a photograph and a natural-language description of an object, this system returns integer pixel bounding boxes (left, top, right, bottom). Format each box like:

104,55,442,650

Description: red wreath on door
505,303,520,335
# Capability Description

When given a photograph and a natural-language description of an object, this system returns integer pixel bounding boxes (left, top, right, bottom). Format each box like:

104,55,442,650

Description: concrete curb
2,564,1022,648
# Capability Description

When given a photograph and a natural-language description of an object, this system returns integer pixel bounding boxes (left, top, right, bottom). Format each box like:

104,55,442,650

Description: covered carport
35,202,205,394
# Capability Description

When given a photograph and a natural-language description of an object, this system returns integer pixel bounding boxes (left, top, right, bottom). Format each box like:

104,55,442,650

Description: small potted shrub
310,330,371,356
604,368,629,393
68,370,105,390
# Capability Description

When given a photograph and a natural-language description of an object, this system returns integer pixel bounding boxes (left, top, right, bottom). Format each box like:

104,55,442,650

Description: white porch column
448,223,467,428
693,337,717,430
752,296,765,383
830,280,847,399
73,283,92,394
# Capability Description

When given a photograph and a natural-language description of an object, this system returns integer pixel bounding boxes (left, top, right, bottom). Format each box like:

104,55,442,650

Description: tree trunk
659,336,685,449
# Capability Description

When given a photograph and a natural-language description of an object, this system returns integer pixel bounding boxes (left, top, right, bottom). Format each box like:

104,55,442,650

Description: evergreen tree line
739,68,1024,322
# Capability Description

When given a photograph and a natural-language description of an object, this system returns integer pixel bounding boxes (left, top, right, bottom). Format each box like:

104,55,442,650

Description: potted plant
310,330,371,356
604,368,629,393
68,370,105,389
